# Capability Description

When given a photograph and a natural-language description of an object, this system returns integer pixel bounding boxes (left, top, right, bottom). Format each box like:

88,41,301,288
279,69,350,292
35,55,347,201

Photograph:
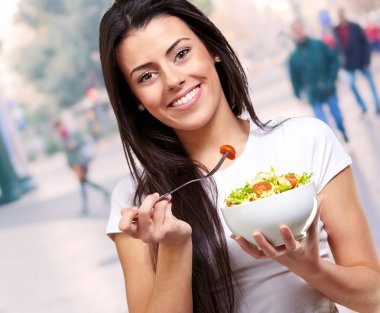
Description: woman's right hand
118,193,192,246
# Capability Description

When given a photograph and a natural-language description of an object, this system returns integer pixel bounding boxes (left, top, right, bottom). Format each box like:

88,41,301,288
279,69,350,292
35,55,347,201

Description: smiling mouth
170,85,201,107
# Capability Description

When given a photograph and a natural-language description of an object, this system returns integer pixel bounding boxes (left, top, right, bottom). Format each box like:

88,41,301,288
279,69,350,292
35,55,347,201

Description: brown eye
138,72,154,83
175,48,190,61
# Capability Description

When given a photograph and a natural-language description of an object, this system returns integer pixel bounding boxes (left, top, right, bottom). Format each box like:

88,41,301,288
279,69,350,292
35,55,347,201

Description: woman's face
116,15,226,132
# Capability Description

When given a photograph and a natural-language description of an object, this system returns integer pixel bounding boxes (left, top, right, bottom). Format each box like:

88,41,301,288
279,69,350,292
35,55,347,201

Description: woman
99,1,380,312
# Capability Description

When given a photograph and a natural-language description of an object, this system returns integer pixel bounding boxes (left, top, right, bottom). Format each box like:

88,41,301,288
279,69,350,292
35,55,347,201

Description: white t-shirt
106,117,352,313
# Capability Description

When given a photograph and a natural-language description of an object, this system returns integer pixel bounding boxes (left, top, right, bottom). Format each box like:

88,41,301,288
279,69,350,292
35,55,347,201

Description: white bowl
221,181,317,247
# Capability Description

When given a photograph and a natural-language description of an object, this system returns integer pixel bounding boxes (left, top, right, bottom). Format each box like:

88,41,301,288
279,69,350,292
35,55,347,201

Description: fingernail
230,234,240,240
253,232,263,242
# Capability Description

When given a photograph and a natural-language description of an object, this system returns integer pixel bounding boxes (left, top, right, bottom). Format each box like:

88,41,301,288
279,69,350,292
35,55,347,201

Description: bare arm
232,166,380,312
306,166,380,312
115,194,193,313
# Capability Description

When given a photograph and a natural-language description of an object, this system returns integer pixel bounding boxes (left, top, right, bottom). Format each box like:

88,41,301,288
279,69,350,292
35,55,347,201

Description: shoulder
284,117,345,146
269,116,331,138
248,117,351,192
107,173,138,237
282,116,329,132
350,22,360,28
264,116,343,155
111,173,138,209
251,116,329,143
289,50,298,63
309,38,327,50
281,117,351,191
350,22,364,32
308,38,320,45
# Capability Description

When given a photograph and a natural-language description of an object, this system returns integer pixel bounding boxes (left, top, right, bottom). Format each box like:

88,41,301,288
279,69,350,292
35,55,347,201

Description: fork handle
157,193,171,203
155,151,230,203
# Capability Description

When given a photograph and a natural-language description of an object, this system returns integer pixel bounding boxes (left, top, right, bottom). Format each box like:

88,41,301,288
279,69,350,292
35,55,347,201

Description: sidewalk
1,55,380,312
0,136,128,313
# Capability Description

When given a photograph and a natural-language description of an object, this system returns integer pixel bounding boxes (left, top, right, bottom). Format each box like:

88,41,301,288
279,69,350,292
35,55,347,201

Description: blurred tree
15,0,111,108
190,0,213,14
14,0,213,108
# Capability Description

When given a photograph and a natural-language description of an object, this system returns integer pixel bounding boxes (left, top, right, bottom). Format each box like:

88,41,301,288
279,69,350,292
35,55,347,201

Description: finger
152,195,172,225
121,207,137,216
280,225,298,251
138,193,159,226
118,207,138,234
231,234,266,259
157,193,171,203
253,232,280,258
164,201,174,225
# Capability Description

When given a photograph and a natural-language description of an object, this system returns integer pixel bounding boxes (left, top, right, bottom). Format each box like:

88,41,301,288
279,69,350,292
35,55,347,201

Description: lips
169,85,201,107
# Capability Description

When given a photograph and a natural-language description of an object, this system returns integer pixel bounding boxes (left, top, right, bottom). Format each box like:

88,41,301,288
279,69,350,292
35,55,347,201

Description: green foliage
24,103,56,127
15,0,112,108
190,0,213,14
44,136,61,156
14,0,212,108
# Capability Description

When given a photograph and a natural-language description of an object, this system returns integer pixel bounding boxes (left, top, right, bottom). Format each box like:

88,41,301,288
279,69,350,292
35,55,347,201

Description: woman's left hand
231,195,325,275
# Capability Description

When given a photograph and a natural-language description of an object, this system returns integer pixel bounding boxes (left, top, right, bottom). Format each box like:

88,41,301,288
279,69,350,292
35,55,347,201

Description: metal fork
156,151,230,202
131,151,231,223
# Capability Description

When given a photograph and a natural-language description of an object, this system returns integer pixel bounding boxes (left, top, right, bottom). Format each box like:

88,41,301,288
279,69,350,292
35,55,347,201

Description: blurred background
0,0,379,312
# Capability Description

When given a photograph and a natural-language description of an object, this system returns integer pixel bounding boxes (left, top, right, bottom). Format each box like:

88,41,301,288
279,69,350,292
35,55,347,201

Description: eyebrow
129,37,190,78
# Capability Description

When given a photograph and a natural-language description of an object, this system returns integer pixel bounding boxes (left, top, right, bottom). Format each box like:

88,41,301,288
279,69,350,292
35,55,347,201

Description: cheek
136,86,165,109
202,62,222,92
130,81,158,105
195,55,216,74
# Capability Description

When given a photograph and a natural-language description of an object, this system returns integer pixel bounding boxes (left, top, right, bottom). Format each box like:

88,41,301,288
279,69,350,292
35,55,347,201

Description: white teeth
171,86,200,107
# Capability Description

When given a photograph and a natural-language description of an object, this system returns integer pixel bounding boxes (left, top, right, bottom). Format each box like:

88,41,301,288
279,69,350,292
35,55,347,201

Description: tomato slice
285,174,298,188
252,181,272,194
219,144,236,160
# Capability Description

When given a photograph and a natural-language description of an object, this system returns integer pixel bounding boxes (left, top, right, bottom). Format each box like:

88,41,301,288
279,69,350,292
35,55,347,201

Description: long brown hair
99,1,268,312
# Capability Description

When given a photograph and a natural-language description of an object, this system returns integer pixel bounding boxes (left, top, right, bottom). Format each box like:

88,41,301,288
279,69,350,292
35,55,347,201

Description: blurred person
99,1,380,312
333,7,380,115
321,28,336,48
365,21,380,53
54,120,110,215
288,20,349,143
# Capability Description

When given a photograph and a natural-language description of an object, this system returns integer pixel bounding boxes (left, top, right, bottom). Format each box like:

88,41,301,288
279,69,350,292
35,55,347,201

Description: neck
175,100,249,171
297,36,308,45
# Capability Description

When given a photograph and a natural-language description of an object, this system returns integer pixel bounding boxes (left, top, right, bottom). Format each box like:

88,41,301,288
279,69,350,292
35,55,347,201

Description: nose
163,64,186,91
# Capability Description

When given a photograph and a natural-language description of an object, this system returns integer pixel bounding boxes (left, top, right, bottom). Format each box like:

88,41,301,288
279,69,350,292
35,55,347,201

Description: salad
224,167,312,207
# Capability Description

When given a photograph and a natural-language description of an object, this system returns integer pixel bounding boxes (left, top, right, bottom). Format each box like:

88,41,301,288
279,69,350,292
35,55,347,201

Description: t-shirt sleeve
296,118,352,193
106,174,137,239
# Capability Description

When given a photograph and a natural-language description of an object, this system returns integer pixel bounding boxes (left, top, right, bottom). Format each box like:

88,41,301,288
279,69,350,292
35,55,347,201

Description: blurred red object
86,87,100,101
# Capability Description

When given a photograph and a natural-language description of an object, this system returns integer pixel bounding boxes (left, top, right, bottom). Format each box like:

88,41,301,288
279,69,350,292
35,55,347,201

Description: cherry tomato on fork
220,144,236,160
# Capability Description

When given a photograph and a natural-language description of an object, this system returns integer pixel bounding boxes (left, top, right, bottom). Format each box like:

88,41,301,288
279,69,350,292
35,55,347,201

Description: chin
177,114,216,132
